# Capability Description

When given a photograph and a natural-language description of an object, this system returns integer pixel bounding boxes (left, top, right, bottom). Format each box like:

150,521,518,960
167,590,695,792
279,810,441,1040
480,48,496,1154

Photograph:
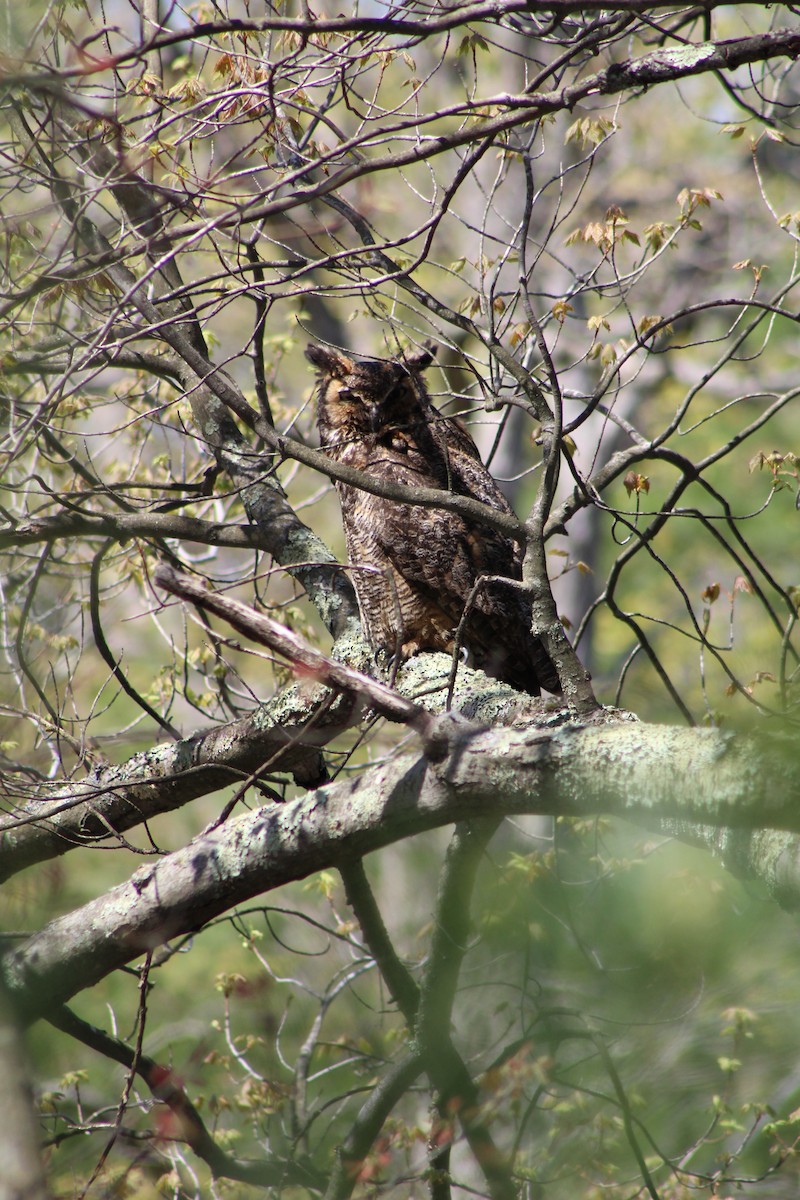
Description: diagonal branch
324,1052,425,1200
0,510,283,553
49,1004,325,1191
340,860,420,1025
154,563,436,738
0,684,353,884
0,647,545,884
7,715,800,1023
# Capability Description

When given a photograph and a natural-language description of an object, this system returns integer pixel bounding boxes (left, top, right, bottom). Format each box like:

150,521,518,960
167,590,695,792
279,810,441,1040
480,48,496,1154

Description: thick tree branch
0,646,551,884
6,716,800,1022
0,684,355,884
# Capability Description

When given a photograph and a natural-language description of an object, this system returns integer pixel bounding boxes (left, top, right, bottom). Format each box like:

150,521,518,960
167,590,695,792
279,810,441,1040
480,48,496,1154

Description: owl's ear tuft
305,344,353,378
403,343,437,373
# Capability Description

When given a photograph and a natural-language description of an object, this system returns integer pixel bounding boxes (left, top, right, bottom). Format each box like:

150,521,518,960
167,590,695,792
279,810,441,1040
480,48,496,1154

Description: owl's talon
373,648,399,675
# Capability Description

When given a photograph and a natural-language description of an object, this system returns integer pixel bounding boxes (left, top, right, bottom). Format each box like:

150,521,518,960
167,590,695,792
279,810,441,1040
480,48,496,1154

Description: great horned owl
306,343,561,695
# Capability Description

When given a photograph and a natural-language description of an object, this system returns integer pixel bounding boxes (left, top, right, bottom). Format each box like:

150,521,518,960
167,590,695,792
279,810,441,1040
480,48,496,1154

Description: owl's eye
337,386,357,401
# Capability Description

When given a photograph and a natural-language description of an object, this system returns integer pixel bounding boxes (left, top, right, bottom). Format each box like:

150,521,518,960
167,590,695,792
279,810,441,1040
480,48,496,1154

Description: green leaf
456,32,490,57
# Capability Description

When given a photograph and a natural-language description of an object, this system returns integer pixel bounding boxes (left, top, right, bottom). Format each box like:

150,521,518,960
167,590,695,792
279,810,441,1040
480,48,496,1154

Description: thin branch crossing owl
306,344,561,695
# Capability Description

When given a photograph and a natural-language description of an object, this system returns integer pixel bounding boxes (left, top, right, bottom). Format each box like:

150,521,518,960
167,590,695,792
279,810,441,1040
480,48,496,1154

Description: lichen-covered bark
0,646,557,884
6,715,800,1022
0,684,356,883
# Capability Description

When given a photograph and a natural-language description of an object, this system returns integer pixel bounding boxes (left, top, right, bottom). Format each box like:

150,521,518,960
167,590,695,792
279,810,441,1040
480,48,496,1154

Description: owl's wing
361,451,520,625
339,443,484,615
428,405,519,519
336,413,560,693
367,438,561,692
373,501,558,693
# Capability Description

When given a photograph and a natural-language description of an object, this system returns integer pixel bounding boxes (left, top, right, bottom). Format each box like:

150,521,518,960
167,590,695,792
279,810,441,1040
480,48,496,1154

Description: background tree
3,1,800,1197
